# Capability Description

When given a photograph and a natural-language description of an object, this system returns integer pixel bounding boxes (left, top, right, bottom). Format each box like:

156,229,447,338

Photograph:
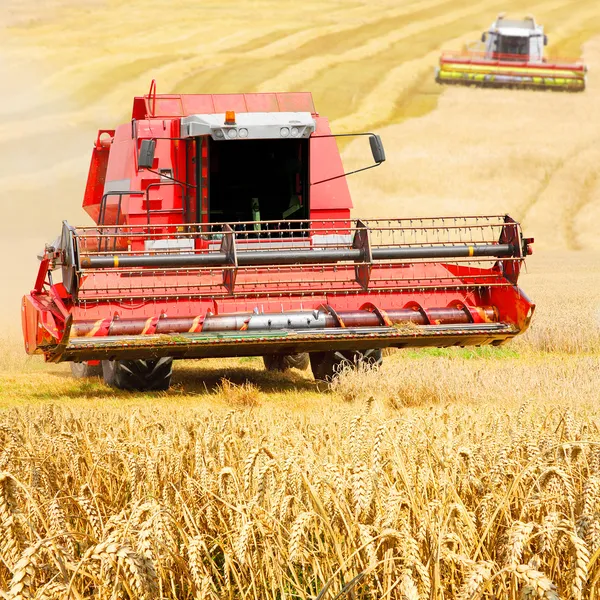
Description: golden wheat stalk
513,564,559,600
0,472,24,568
86,540,158,600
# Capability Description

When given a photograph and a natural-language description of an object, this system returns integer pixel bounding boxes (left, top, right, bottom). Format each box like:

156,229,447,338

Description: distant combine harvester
436,14,587,91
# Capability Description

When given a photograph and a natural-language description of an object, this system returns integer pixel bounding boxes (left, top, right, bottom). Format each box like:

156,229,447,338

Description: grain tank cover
181,112,316,141
493,17,538,34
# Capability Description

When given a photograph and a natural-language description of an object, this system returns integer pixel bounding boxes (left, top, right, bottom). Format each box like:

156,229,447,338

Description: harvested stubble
330,353,599,406
1,400,600,598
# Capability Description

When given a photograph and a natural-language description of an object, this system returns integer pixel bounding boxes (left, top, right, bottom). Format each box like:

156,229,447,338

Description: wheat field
2,394,600,600
1,1,600,598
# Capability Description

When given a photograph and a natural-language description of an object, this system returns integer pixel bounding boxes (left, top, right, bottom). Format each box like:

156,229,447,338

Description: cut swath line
331,0,583,135
567,166,600,250
257,0,570,94
245,0,455,60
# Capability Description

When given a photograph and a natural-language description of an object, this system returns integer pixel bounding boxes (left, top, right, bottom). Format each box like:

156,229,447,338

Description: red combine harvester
435,14,587,92
22,84,535,390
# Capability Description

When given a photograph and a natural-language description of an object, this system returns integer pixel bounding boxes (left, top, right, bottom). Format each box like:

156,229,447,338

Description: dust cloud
0,4,98,334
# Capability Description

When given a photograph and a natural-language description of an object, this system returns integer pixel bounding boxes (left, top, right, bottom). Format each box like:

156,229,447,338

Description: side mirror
138,139,156,169
311,131,386,186
481,32,487,43
369,134,386,164
544,34,548,46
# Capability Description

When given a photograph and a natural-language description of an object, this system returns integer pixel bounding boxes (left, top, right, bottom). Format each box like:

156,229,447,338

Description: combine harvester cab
22,84,535,390
436,14,587,91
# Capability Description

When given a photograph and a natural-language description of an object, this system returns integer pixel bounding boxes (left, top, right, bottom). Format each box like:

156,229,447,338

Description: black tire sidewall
101,358,173,391
263,353,309,372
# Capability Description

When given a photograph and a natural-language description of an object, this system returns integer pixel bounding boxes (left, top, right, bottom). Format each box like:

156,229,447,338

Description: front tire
309,348,383,382
101,358,173,391
71,362,102,378
263,353,310,372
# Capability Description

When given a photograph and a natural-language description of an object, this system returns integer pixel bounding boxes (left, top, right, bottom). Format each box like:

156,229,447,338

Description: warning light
225,111,236,125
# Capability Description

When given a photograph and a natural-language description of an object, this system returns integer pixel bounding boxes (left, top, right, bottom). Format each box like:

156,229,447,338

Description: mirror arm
311,162,383,186
311,132,378,140
310,131,385,185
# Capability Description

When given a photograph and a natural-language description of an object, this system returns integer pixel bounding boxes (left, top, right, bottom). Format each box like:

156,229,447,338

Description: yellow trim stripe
188,315,203,333
86,319,104,337
141,317,154,335
468,246,474,257
440,62,584,78
113,256,119,267
437,67,585,89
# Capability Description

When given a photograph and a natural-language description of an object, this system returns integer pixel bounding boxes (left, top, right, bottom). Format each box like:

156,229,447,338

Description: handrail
97,191,144,250
145,181,186,228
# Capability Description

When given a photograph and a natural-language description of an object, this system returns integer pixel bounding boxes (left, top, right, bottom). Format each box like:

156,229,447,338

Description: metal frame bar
61,215,527,299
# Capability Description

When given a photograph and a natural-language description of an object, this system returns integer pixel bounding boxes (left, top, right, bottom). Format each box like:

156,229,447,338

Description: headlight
215,129,224,139
227,128,238,139
290,127,300,137
239,128,249,138
280,127,290,137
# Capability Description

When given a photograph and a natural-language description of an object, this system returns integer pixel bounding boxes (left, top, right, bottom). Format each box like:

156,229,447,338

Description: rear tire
101,358,173,391
309,348,383,382
263,353,310,372
71,362,102,378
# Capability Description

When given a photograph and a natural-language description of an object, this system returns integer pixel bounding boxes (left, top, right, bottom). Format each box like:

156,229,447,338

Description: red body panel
83,131,114,222
132,92,316,120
